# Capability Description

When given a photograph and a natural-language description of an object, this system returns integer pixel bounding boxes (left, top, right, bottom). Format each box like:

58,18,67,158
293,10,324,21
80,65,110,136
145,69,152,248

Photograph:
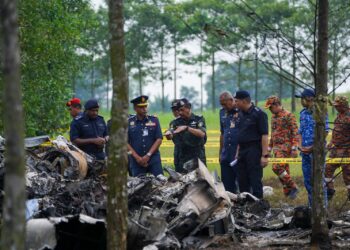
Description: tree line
1,0,349,136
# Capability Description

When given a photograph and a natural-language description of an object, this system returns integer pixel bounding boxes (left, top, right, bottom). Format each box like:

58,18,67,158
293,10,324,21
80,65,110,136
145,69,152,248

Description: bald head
219,91,236,111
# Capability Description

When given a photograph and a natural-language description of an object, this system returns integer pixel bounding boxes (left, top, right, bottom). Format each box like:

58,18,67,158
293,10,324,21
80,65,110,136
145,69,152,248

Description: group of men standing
66,88,350,206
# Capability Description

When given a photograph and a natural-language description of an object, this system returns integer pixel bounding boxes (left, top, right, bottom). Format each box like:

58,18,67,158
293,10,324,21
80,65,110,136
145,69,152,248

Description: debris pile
1,136,350,249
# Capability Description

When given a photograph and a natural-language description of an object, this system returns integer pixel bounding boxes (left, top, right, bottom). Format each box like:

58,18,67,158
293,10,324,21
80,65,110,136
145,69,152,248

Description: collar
136,114,148,121
226,107,237,115
83,113,97,121
243,104,254,114
301,107,313,114
273,108,285,117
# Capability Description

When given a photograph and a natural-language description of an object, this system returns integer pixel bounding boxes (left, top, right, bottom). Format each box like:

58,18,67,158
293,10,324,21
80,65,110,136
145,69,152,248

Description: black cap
176,98,191,109
234,90,250,100
84,99,99,110
171,99,180,110
130,95,148,107
295,88,315,98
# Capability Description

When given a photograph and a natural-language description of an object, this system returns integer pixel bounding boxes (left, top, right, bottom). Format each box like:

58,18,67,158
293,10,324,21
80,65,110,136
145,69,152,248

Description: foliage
17,0,94,136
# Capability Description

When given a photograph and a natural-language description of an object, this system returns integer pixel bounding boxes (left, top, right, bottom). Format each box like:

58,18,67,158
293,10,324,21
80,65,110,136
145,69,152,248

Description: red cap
66,97,81,107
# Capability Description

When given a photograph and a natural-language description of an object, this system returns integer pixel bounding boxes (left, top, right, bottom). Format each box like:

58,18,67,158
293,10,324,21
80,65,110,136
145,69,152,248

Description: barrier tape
161,157,350,164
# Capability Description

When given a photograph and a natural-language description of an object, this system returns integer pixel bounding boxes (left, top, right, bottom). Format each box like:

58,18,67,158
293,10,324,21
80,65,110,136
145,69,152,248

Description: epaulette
254,107,261,112
75,115,84,121
128,114,136,120
74,115,83,121
148,114,159,119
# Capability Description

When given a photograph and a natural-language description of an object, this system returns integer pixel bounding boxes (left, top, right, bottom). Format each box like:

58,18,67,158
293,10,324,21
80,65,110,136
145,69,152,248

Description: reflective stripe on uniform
279,171,288,178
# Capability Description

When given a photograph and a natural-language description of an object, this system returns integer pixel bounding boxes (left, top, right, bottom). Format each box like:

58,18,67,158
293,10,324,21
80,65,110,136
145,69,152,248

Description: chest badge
143,128,149,136
230,121,235,128
146,121,156,126
130,121,135,126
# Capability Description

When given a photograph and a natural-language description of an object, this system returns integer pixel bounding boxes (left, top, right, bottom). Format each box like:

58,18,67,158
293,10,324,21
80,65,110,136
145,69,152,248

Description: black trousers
237,143,263,198
220,161,238,193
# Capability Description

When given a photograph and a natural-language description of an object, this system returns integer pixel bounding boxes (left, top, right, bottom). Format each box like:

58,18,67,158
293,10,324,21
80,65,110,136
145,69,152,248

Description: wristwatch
263,154,269,158
146,152,152,157
185,126,189,131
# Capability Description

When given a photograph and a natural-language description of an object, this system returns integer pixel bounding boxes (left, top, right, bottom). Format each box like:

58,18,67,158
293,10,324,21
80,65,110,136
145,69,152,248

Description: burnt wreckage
0,136,350,249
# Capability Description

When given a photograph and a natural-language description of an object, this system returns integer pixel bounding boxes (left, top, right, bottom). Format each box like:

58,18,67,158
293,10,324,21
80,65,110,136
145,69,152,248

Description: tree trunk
200,40,203,113
107,0,129,249
174,37,177,99
91,56,95,98
72,75,76,97
255,36,259,105
211,50,215,112
106,67,110,111
138,52,142,95
237,56,242,90
292,41,296,112
277,40,283,98
332,36,337,115
161,42,165,113
311,0,330,247
0,0,26,249
291,1,296,112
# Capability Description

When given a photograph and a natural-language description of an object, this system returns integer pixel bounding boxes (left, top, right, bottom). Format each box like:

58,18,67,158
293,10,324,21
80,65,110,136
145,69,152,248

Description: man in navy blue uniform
235,90,269,199
70,99,108,160
128,95,163,177
219,91,239,193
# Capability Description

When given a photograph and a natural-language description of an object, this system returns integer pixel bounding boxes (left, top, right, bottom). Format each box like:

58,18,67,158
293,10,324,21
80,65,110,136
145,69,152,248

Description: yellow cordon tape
161,157,350,164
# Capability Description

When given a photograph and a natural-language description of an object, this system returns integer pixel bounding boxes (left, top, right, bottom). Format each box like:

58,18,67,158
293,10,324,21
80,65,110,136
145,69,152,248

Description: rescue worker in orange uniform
265,96,299,199
325,96,350,200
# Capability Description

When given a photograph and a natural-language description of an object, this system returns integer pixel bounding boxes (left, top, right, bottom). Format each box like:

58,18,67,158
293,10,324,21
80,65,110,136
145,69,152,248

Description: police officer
265,96,299,199
325,96,350,200
164,100,181,171
128,95,163,177
66,97,83,120
234,90,269,199
70,99,108,160
219,91,239,193
166,98,206,172
296,88,329,206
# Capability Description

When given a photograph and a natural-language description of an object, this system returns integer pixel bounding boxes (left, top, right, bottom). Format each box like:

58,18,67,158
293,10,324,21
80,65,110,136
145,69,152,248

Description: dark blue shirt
236,105,268,145
220,108,239,163
70,113,107,160
128,115,162,157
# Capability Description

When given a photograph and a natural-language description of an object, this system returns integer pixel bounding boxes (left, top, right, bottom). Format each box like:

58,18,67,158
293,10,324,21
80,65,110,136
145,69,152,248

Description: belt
239,141,261,148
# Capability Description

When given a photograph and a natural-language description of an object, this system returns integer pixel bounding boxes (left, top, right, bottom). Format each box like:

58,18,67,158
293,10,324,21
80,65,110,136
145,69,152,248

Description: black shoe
288,187,299,200
327,189,335,201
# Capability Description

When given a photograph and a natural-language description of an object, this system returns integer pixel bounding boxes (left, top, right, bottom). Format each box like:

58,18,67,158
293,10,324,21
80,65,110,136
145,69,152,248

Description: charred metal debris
0,136,350,249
